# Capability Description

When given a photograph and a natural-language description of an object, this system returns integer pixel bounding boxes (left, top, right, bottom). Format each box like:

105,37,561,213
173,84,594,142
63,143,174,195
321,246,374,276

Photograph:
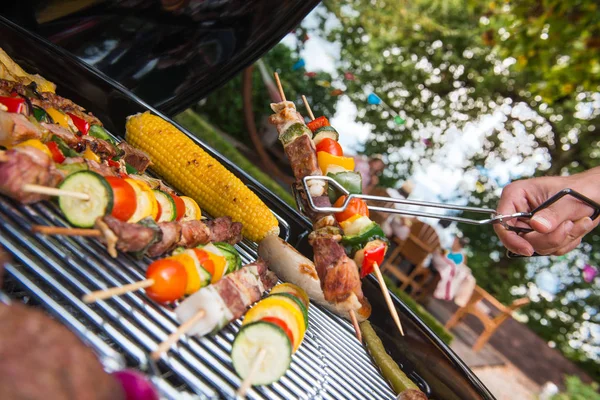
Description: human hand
494,169,600,256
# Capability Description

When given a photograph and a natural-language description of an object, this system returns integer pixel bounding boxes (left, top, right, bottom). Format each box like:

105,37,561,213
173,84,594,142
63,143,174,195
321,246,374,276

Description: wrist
568,167,600,203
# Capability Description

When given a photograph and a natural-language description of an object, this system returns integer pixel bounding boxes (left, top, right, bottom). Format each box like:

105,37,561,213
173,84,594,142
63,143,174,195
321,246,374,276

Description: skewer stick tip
301,95,316,121
273,72,287,102
151,309,206,360
236,347,267,398
349,309,362,343
373,263,405,336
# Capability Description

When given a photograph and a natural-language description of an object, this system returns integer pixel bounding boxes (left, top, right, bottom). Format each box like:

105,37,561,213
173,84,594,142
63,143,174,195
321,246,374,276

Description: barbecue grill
0,13,495,400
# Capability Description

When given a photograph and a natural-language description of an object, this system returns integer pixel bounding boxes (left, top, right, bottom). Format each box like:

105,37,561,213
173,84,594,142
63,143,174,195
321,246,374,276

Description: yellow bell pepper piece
317,151,355,175
14,139,52,158
170,253,201,295
46,108,70,128
180,196,202,221
242,296,306,352
82,146,101,163
125,178,159,222
340,214,363,231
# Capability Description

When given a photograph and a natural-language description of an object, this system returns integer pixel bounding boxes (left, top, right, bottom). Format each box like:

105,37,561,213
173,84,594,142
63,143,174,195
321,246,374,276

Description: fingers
524,217,597,256
493,224,534,256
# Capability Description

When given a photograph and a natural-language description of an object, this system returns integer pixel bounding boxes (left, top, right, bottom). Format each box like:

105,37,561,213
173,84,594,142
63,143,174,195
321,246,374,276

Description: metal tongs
294,176,600,258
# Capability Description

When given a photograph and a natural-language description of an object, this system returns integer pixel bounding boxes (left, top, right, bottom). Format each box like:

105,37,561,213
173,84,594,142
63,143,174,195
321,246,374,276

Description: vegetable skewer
152,260,278,359
302,96,404,336
83,243,242,304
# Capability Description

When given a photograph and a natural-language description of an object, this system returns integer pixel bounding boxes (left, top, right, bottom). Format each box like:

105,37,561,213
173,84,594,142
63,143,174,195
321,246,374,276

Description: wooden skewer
373,262,404,336
273,72,286,102
151,309,206,360
0,150,7,162
22,184,90,201
301,95,316,120
32,225,102,237
236,347,267,398
349,309,362,343
82,279,155,303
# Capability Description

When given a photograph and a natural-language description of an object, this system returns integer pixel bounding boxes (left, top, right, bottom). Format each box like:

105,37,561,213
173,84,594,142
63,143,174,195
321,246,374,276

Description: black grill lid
1,0,321,115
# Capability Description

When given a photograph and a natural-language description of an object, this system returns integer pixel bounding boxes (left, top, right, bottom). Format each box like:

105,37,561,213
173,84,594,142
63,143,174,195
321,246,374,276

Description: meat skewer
270,73,369,340
301,95,404,336
34,215,242,258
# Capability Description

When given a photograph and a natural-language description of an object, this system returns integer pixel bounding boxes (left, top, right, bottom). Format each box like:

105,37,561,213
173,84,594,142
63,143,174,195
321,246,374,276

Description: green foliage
551,376,600,400
318,0,600,380
174,109,295,207
384,276,454,345
193,43,339,143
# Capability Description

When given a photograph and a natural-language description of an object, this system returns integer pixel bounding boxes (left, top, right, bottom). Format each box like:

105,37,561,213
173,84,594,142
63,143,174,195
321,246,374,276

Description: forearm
568,167,600,203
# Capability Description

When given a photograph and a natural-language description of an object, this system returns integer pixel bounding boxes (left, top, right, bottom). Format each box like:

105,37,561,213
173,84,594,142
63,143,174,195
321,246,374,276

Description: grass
384,275,454,345
174,109,296,207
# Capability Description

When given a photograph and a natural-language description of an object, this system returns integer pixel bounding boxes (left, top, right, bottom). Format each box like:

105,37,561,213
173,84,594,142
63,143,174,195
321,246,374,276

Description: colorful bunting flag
344,72,356,81
394,115,406,125
330,89,344,96
292,59,306,71
316,80,331,88
475,181,485,193
367,93,382,105
304,72,317,78
422,138,432,147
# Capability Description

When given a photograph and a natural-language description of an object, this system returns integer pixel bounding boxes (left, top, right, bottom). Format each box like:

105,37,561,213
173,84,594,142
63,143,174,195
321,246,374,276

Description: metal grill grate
0,195,396,399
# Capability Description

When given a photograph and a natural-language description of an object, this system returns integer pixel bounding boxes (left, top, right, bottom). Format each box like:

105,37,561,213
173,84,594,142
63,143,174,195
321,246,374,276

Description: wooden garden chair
445,285,531,351
380,220,440,299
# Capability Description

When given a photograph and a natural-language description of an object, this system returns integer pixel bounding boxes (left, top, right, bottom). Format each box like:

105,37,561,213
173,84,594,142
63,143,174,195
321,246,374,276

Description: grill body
0,17,494,400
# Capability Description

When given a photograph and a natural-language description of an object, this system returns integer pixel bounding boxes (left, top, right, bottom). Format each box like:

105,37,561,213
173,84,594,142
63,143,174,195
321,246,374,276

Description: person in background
381,181,415,240
494,167,600,256
353,154,386,194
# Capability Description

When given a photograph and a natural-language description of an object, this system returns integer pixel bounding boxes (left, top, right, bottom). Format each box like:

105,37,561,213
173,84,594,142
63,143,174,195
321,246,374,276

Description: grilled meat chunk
177,220,211,248
284,133,321,180
206,216,243,244
147,221,182,257
0,147,62,203
117,141,151,173
0,110,45,147
95,216,159,256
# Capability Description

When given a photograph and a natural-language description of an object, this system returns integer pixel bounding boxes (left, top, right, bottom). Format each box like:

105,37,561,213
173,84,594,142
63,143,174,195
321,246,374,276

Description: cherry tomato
46,141,66,164
315,138,343,157
333,195,369,223
261,316,295,346
145,259,187,303
171,194,186,221
192,249,215,276
105,176,137,222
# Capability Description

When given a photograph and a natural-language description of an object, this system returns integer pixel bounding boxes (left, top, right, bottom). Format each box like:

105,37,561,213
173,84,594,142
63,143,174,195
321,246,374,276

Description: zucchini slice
153,190,176,222
232,321,292,386
58,171,113,228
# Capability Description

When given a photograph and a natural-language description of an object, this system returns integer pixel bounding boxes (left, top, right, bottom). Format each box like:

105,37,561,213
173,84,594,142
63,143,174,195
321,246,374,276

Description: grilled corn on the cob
125,112,279,242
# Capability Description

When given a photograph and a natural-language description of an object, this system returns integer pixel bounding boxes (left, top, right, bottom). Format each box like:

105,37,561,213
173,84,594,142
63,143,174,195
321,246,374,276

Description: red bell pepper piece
107,159,121,169
67,113,90,135
0,96,26,114
306,116,330,133
361,242,387,278
46,141,66,164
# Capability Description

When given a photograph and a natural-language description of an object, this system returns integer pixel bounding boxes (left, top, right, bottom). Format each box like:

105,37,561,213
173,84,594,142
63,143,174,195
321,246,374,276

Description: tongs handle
298,177,600,259
506,188,600,258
